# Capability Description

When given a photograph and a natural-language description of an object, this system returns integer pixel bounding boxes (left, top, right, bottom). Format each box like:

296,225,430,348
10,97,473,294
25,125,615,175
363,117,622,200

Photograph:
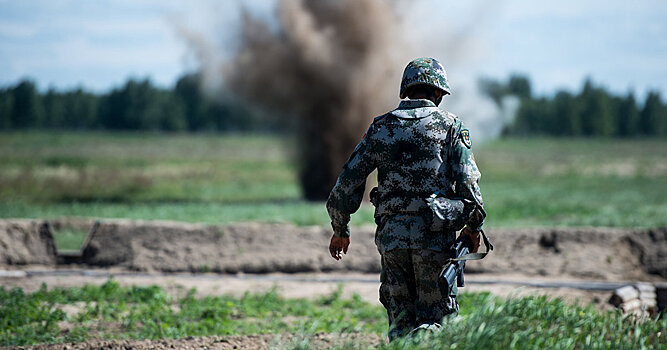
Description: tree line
0,73,273,132
1,73,665,137
480,75,666,137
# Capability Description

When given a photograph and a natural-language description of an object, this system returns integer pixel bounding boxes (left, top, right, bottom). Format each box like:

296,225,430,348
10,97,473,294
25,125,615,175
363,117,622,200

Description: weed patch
2,281,665,348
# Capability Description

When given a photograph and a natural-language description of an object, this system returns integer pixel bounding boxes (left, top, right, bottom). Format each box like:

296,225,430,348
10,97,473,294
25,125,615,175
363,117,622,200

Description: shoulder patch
460,129,472,149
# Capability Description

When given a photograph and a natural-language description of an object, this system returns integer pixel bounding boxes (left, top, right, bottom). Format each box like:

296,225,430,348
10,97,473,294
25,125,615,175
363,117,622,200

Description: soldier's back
371,101,458,217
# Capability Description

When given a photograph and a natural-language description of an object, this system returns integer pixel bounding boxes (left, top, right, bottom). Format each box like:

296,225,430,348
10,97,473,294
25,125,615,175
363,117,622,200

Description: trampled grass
1,132,666,230
1,281,665,348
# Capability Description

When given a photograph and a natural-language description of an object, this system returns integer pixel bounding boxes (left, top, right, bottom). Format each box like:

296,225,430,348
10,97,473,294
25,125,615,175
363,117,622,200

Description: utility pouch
426,191,474,232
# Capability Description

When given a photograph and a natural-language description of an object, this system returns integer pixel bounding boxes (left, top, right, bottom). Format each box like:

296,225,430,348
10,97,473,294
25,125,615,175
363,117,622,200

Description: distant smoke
178,0,511,200
224,0,404,200
397,0,514,141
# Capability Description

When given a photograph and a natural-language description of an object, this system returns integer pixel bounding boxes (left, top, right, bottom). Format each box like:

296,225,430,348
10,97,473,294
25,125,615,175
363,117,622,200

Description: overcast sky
0,0,665,99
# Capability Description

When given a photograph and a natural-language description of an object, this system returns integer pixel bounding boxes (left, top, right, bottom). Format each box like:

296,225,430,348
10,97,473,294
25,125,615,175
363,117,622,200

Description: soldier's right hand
329,235,350,261
461,226,481,253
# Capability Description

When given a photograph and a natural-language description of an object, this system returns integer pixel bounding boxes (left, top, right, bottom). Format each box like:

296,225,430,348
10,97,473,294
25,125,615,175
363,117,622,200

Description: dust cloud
179,0,512,200
224,0,403,200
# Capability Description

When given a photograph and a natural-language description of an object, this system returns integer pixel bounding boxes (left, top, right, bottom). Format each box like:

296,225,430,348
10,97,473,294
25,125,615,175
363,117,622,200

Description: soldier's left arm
326,124,378,239
449,121,486,232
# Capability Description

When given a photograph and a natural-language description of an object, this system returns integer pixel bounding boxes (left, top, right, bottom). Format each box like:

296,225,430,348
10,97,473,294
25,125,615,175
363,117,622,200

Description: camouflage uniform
326,58,484,340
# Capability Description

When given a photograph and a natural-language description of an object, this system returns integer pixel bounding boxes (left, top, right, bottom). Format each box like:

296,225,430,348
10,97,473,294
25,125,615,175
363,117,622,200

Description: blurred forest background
1,74,665,137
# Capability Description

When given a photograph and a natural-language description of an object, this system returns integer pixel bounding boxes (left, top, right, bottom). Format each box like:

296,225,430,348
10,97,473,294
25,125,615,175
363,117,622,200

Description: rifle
440,229,493,296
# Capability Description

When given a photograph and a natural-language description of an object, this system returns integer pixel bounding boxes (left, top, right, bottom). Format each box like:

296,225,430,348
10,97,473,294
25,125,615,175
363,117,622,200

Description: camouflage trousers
379,248,459,340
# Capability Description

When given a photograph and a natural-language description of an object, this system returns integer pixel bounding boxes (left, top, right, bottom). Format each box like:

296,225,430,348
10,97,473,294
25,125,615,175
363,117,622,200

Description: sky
0,0,665,99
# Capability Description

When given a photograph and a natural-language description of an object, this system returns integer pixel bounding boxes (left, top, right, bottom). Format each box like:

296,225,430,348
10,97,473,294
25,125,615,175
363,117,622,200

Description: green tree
511,97,552,135
98,78,186,131
99,79,153,130
174,73,212,131
508,74,532,99
43,88,65,128
616,92,639,137
0,88,14,129
639,91,665,136
155,90,186,131
578,80,614,136
552,91,580,136
10,79,44,128
485,75,664,138
63,89,99,129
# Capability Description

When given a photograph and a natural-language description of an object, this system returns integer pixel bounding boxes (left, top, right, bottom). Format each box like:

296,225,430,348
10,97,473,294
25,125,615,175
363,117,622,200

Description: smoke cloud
179,0,512,200
224,0,405,200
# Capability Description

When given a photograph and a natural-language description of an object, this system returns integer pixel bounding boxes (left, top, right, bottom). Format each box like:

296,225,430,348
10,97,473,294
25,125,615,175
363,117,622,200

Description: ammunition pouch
426,191,474,232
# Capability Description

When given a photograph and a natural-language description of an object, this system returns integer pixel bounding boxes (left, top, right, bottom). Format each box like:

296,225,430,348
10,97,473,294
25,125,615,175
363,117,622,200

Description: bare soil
81,220,381,274
2,219,666,349
2,219,665,281
0,220,57,265
5,333,383,350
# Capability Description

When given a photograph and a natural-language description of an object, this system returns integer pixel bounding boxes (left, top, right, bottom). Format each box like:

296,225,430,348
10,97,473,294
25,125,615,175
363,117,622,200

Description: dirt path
1,268,625,311
5,333,384,350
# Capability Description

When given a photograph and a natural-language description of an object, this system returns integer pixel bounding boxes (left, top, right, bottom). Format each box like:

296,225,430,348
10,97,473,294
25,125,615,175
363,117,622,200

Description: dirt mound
2,218,664,282
470,227,667,281
0,219,57,265
625,228,667,277
82,220,380,273
77,219,667,281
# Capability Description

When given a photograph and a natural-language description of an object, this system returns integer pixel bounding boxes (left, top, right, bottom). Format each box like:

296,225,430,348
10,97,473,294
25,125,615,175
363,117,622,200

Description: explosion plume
225,0,403,200
177,0,505,200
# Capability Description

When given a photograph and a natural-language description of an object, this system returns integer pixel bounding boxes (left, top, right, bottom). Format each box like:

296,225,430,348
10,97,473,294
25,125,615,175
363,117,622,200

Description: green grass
0,280,385,347
1,132,666,228
52,228,89,251
475,138,667,228
0,132,299,204
379,293,666,350
1,281,665,348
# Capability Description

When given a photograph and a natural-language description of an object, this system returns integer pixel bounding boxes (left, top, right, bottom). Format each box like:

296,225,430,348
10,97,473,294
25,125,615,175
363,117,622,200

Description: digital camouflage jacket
326,99,485,253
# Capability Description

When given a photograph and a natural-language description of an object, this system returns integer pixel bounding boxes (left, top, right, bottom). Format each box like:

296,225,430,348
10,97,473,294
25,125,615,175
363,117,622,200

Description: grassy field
2,133,666,347
1,132,666,231
1,281,665,348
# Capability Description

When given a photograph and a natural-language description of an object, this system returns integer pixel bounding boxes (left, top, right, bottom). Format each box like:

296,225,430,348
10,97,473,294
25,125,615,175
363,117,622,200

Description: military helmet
399,57,451,99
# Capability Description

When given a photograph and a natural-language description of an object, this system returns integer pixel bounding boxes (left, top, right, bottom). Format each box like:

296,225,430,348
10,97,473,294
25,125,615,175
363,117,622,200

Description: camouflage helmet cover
399,57,451,99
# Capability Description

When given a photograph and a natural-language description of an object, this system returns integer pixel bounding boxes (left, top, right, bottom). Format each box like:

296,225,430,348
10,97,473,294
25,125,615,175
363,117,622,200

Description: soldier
326,57,485,340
